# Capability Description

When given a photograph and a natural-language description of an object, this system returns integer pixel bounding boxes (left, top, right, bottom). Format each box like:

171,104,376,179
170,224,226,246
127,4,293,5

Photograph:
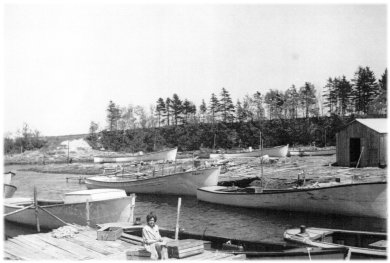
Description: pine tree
351,66,379,114
165,98,172,126
369,68,387,115
155,98,166,127
170,93,183,126
285,85,300,118
299,83,318,118
209,93,220,124
199,99,207,123
106,100,121,131
219,87,235,122
335,76,353,116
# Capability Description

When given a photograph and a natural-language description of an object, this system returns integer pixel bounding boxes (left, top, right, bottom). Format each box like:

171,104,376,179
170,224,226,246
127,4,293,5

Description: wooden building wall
336,121,387,167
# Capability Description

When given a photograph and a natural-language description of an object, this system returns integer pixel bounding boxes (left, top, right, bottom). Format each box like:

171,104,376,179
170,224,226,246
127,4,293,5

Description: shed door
350,138,360,167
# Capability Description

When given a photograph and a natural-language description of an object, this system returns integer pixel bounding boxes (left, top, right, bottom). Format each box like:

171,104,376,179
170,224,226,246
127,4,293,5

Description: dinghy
93,147,178,163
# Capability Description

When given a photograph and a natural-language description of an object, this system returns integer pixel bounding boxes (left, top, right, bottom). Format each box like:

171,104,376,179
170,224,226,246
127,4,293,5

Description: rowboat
4,189,133,229
209,145,289,159
197,181,387,218
114,224,349,260
284,226,387,259
93,147,178,163
288,147,336,156
4,184,17,198
85,167,220,196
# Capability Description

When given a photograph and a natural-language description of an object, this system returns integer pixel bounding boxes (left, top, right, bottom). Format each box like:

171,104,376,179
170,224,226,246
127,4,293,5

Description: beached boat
85,166,220,196
114,224,349,260
209,145,289,159
4,184,17,198
93,147,178,163
197,181,387,218
288,147,336,156
4,189,133,229
284,226,387,259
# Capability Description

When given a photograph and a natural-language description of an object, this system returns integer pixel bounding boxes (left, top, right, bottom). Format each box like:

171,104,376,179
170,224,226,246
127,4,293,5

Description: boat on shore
93,147,178,163
197,181,387,218
288,147,336,157
209,145,289,159
85,166,220,196
4,184,17,198
4,189,133,229
284,226,387,259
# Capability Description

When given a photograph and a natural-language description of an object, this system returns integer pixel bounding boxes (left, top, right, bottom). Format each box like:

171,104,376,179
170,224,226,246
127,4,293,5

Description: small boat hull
284,227,387,259
239,247,349,260
4,184,17,198
4,189,133,229
289,149,336,156
209,145,289,159
86,167,220,196
94,147,178,163
197,182,387,218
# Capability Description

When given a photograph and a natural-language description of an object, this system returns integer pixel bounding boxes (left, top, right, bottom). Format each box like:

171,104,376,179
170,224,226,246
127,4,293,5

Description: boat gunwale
4,196,133,209
197,181,387,195
86,166,220,184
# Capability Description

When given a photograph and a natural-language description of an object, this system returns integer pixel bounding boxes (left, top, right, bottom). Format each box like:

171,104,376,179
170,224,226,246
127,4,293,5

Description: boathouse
336,118,387,167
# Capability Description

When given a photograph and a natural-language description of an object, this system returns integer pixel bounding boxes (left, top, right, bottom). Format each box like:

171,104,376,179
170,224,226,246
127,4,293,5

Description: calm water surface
4,165,386,242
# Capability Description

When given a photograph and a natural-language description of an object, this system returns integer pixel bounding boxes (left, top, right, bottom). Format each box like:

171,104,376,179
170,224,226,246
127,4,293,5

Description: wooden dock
4,225,244,260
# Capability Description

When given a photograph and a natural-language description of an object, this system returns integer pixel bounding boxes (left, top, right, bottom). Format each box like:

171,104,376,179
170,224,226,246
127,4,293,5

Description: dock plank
20,234,81,260
4,241,44,260
35,233,104,260
13,236,62,259
7,238,58,260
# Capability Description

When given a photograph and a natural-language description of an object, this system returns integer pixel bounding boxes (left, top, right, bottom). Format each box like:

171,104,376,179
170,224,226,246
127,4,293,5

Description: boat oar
4,204,35,217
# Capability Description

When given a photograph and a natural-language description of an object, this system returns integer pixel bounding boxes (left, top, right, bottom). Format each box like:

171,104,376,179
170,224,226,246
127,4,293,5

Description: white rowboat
94,147,178,163
197,181,387,218
209,145,289,159
4,189,133,229
85,167,220,196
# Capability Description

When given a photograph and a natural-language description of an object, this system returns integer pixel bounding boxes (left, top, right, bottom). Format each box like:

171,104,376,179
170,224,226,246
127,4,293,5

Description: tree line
4,123,47,154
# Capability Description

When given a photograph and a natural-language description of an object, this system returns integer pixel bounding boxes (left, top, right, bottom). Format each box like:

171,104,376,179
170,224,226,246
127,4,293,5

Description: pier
4,225,245,260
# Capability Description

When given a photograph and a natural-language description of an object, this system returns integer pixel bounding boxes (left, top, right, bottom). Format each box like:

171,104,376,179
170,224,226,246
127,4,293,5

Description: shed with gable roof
336,118,387,167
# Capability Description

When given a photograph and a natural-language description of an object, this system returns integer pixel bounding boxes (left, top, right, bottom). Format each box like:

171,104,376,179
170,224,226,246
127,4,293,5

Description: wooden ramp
4,226,244,260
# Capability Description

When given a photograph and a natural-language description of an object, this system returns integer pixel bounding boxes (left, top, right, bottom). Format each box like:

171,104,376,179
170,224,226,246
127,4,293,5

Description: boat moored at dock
4,189,133,229
197,181,387,218
85,166,220,196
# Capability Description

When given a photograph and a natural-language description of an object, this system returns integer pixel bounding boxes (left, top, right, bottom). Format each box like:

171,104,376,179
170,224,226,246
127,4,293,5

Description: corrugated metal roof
355,118,387,133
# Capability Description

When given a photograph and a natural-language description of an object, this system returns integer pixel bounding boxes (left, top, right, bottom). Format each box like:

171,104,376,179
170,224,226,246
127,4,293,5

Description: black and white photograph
2,1,387,260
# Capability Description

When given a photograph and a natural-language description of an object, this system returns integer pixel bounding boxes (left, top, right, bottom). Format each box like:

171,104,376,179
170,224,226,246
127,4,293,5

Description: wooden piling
175,197,182,240
129,194,136,223
86,199,90,227
33,186,40,232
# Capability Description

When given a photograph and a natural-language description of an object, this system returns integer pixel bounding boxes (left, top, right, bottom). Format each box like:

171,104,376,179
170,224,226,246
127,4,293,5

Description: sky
3,3,387,136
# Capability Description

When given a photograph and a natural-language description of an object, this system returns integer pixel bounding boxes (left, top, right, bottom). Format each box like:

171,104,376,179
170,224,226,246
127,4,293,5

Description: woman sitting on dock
142,212,168,260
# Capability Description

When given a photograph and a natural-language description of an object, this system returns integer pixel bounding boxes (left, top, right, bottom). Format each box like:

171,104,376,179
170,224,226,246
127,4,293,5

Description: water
4,165,386,242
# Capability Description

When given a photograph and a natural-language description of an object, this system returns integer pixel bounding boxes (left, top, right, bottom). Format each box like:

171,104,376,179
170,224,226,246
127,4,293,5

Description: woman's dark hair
146,212,157,222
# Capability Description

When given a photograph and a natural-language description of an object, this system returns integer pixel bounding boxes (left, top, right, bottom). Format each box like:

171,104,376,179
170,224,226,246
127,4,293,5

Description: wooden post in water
86,199,90,227
174,197,182,240
129,194,136,223
33,186,40,232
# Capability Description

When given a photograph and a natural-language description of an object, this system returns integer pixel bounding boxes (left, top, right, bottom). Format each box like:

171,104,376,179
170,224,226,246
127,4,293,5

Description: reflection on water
4,165,386,240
